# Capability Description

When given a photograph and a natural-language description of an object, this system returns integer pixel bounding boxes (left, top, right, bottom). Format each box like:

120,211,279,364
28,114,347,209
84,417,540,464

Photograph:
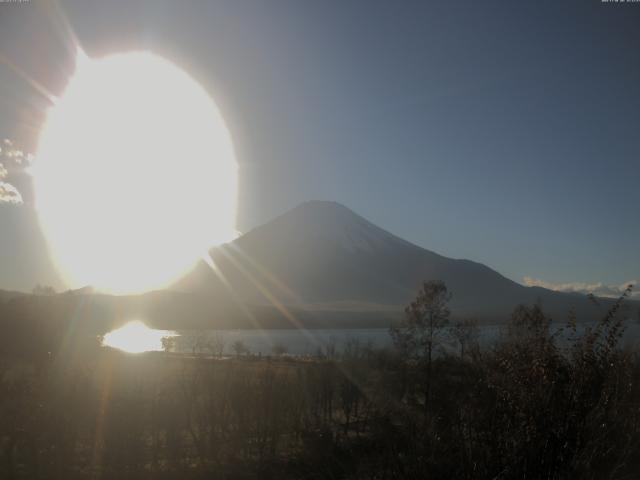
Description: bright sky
0,0,638,294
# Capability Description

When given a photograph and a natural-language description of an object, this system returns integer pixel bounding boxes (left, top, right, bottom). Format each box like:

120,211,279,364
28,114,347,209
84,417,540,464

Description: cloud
0,181,23,204
523,276,638,299
0,163,7,179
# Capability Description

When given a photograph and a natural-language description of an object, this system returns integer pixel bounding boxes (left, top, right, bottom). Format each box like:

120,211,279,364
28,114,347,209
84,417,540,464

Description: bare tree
211,332,226,358
449,318,480,360
161,336,175,353
232,339,248,358
390,280,451,414
32,284,56,296
271,343,288,357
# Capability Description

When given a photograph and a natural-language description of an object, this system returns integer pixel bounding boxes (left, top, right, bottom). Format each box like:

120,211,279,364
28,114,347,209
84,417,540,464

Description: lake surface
174,328,394,356
172,322,640,356
103,321,640,355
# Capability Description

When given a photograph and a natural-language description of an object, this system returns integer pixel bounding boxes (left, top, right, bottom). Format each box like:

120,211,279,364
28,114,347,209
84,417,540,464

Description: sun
34,50,237,294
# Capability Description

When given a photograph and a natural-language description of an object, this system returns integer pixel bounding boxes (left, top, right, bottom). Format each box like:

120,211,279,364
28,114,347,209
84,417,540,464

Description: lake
102,320,640,355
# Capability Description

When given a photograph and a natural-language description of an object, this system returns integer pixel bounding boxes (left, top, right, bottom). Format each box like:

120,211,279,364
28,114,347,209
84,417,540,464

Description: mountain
174,201,630,323
0,289,26,304
1,201,632,334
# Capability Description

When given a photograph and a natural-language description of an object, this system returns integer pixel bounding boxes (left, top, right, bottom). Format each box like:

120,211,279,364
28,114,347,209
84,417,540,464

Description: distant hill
174,201,635,324
0,289,26,304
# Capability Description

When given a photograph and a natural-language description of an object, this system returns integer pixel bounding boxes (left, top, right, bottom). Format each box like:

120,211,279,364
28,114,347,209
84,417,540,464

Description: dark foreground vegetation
1,282,639,479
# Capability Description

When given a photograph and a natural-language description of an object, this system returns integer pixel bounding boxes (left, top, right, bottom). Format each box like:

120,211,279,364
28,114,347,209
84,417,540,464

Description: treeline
1,281,639,479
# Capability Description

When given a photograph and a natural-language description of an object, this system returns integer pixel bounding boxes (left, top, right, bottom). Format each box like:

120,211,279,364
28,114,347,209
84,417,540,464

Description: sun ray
91,355,113,475
201,252,264,332
215,247,330,356
0,53,58,105
219,247,304,329
44,0,84,60
227,243,306,305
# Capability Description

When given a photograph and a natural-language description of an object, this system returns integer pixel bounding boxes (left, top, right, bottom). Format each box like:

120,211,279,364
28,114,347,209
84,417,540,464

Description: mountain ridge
173,200,631,323
3,201,632,331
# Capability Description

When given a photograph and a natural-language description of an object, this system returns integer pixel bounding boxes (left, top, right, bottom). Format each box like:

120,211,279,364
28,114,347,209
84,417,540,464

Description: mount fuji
173,201,626,324
2,201,632,332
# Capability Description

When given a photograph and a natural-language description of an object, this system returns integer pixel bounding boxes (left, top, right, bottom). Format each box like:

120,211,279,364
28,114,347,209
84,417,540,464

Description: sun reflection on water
102,320,174,353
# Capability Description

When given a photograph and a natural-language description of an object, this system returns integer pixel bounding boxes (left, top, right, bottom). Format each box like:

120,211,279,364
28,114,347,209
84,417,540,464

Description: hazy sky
0,0,638,293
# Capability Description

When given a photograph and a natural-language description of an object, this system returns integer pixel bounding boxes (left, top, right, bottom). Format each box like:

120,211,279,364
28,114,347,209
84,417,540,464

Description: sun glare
102,320,173,354
34,50,238,294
